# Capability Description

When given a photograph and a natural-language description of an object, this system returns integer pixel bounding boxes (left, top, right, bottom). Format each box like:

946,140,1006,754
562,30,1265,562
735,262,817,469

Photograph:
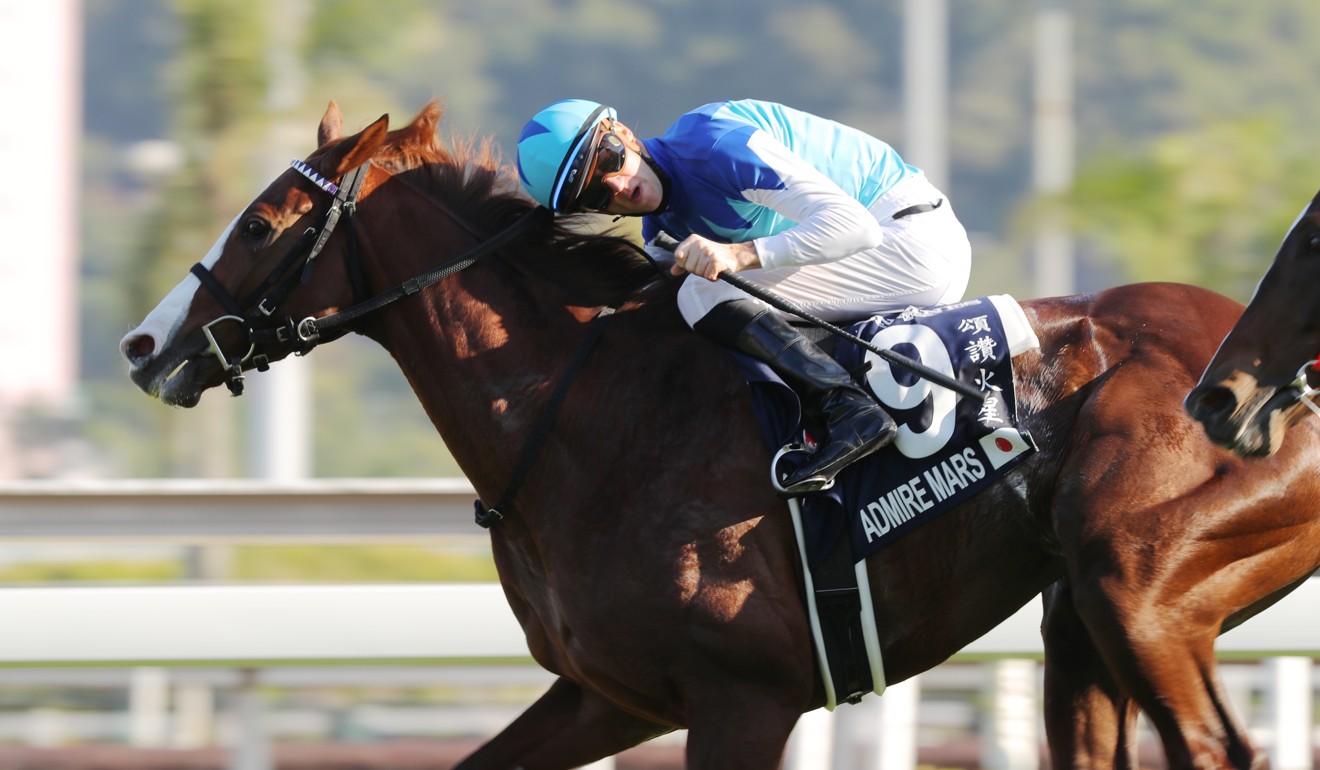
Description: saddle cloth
732,295,1040,567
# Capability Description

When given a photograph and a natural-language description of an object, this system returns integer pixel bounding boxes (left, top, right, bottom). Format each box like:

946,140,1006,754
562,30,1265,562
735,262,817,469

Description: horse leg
454,676,671,769
1041,580,1142,770
683,684,803,769
1065,575,1261,770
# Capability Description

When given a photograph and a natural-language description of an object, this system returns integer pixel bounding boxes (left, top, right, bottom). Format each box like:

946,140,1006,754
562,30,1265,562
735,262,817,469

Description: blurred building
0,0,79,478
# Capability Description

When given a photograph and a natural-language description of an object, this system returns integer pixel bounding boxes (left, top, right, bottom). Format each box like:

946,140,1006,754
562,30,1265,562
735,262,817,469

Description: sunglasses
575,132,628,212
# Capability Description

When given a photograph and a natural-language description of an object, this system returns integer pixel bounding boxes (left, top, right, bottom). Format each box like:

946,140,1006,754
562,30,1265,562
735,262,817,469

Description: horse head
120,101,426,407
1184,188,1320,456
122,99,663,417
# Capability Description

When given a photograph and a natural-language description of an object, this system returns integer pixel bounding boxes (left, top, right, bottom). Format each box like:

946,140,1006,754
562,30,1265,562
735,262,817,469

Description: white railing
0,480,1315,770
0,477,478,541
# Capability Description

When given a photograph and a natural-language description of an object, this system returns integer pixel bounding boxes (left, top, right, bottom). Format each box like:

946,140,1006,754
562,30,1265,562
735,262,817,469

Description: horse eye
1310,235,1320,252
241,217,271,240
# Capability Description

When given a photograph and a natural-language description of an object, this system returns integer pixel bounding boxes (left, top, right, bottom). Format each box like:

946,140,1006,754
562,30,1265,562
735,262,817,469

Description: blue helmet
517,99,617,214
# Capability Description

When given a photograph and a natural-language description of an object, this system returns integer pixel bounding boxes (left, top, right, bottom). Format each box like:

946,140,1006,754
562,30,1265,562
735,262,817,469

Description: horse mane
367,101,672,309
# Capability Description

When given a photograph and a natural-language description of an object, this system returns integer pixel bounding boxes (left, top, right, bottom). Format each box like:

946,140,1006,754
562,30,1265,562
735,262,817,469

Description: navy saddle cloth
730,295,1040,569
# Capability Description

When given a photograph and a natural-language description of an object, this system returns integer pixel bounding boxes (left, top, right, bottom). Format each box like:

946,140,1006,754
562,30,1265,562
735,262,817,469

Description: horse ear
318,101,343,146
322,113,389,177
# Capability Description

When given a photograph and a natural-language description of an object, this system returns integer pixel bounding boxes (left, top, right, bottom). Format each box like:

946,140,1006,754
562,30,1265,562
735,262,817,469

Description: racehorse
120,101,1320,769
1186,188,1320,459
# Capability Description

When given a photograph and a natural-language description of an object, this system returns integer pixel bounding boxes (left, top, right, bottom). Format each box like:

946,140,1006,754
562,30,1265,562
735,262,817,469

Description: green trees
1058,119,1320,300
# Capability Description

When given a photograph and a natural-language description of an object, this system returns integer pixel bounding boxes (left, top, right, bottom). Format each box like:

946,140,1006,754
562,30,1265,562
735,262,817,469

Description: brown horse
1186,189,1320,459
121,101,1320,769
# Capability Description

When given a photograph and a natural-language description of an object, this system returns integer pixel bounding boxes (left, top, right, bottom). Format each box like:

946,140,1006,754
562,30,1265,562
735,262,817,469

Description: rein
265,203,550,348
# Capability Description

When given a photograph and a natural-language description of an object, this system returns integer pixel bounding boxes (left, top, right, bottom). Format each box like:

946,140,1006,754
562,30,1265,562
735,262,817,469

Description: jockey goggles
574,130,628,212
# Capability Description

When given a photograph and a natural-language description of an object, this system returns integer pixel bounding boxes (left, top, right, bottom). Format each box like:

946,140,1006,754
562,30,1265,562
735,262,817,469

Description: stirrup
771,443,835,497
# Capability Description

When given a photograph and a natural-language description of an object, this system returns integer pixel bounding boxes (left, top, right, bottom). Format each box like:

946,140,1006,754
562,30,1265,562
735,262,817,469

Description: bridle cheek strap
301,162,369,283
1291,358,1320,419
189,264,253,395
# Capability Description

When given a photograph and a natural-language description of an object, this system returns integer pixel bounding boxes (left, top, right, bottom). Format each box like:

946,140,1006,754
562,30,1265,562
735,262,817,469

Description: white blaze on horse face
120,215,241,361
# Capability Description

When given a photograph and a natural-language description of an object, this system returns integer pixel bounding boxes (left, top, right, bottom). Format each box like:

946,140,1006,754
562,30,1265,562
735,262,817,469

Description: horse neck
351,196,586,501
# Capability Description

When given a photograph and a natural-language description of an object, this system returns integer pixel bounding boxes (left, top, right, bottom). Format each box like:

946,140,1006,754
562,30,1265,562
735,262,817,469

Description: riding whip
654,234,985,401
715,270,985,401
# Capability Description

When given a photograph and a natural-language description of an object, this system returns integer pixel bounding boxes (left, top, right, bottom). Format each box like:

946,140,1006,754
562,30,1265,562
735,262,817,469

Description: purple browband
290,159,339,194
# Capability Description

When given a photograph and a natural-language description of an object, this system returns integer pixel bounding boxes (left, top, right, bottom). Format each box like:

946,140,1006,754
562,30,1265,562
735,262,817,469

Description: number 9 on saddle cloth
732,294,1039,566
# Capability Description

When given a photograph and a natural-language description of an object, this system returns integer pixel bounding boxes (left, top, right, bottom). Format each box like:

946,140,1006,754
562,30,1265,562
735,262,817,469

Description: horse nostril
123,334,157,363
1185,385,1236,421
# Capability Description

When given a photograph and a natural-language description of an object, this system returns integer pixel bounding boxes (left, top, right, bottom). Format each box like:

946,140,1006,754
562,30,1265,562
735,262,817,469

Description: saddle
729,295,1040,707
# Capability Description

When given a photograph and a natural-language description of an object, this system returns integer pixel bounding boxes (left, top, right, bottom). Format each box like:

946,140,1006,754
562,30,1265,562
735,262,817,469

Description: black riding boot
696,299,897,495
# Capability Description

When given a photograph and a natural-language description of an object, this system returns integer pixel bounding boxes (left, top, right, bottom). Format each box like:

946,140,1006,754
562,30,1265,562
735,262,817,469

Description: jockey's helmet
517,99,616,214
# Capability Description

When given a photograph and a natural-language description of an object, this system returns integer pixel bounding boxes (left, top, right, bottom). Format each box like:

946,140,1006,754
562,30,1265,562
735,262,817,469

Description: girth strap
811,527,873,704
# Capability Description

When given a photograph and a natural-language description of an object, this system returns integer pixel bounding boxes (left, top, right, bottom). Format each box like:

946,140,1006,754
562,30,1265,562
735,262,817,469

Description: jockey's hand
670,235,761,281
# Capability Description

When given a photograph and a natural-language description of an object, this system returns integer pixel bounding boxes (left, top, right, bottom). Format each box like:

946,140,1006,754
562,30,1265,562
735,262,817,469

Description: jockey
516,98,972,495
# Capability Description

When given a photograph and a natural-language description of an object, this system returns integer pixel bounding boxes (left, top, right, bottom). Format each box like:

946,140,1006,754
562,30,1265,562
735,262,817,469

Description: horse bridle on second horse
188,158,548,396
1289,358,1320,419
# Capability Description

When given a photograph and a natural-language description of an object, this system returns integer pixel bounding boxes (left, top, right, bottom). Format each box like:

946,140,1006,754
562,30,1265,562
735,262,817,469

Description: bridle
1280,231,1320,419
1290,358,1320,419
189,158,549,396
189,155,606,528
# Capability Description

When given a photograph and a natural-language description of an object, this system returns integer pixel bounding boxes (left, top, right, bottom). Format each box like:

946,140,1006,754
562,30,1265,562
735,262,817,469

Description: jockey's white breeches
675,174,972,327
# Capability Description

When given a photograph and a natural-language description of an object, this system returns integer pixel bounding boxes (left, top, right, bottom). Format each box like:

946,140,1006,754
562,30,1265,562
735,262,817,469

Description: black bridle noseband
189,158,548,396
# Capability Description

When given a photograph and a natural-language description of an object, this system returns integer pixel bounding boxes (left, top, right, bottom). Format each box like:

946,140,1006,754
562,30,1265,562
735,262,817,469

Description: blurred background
3,0,1320,768
43,0,1320,485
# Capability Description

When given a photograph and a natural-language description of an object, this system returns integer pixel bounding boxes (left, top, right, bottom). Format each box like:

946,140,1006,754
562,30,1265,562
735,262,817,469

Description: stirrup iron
771,443,835,497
